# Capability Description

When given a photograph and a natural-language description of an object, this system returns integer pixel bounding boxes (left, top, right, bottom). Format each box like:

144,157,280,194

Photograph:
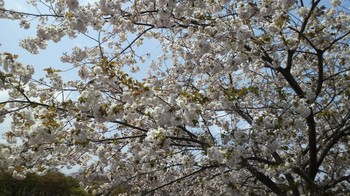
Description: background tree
0,170,88,196
1,0,350,195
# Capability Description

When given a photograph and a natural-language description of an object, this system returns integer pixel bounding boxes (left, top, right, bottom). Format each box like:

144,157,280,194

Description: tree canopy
1,0,350,195
0,170,88,196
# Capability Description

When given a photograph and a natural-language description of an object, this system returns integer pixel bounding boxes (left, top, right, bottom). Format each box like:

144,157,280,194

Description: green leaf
43,68,62,75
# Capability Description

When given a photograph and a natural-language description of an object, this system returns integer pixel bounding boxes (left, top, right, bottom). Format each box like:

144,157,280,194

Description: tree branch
277,67,305,98
272,152,300,196
88,134,146,143
166,136,209,147
0,99,149,132
324,174,350,190
176,125,197,139
110,27,153,62
245,156,280,166
0,8,63,18
241,158,283,195
306,109,318,180
292,167,319,189
317,125,350,169
315,50,324,97
141,165,220,195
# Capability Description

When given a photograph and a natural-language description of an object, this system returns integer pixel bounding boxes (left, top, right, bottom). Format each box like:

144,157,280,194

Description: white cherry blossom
1,0,350,195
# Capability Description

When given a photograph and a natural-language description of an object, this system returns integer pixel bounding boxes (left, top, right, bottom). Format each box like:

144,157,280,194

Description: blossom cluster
1,0,350,195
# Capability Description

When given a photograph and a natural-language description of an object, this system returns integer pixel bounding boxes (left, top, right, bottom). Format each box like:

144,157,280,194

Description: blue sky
0,0,99,144
0,0,116,173
0,0,101,77
0,0,162,145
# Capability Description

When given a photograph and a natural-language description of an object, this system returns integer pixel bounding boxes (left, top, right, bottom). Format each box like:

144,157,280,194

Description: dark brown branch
324,174,350,190
176,125,197,139
285,49,295,72
272,152,300,196
288,0,321,51
306,109,318,180
277,67,305,98
169,143,201,148
288,26,318,50
233,104,253,125
315,50,324,97
323,67,350,81
166,136,209,147
245,156,280,166
292,167,319,189
261,46,305,98
0,99,149,132
299,0,321,38
110,119,148,132
141,165,220,195
317,125,350,169
0,7,63,18
88,134,146,143
241,158,283,195
198,112,216,143
109,27,153,62
322,30,350,52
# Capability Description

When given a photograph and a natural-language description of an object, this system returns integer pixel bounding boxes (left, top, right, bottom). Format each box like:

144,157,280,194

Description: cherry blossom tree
1,0,350,195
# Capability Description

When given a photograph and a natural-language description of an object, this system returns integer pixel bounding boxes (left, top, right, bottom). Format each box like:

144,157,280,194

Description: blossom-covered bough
1,0,350,195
